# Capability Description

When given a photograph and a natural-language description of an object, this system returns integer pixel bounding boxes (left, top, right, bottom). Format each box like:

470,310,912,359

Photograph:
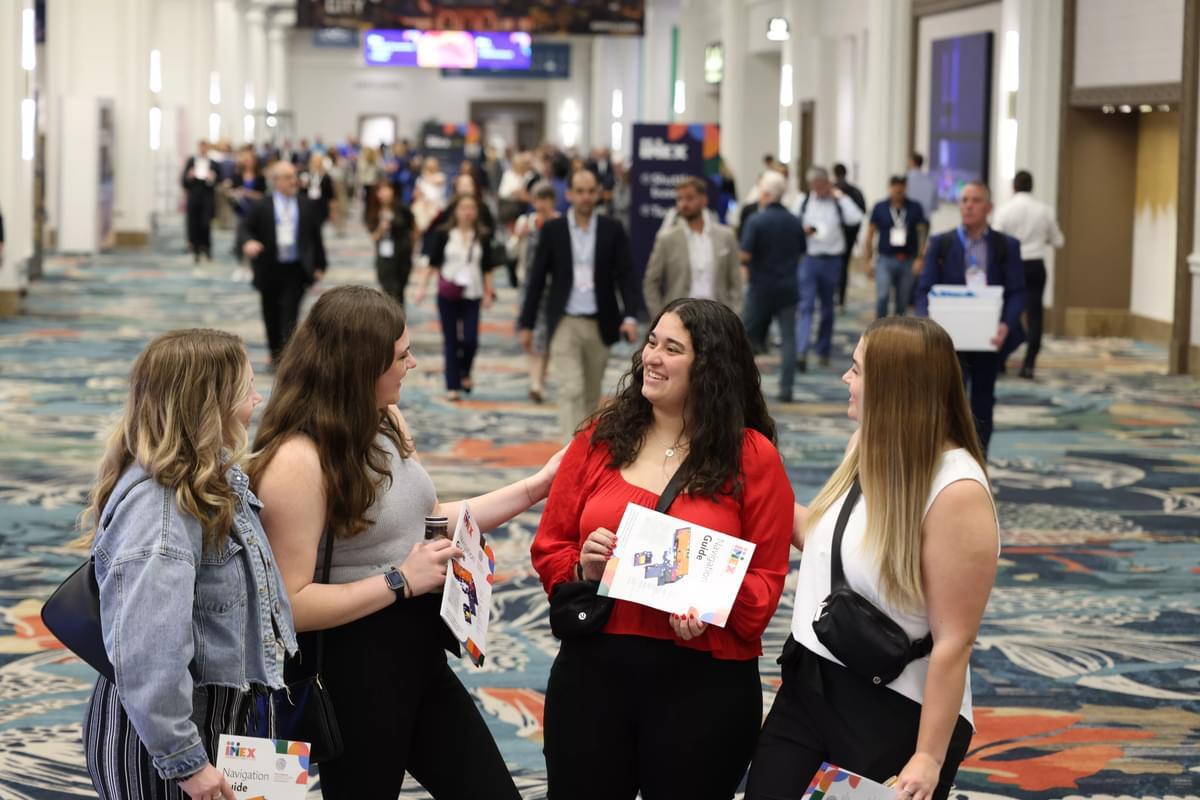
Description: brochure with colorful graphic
215,734,310,800
439,501,494,666
802,762,897,800
597,502,755,627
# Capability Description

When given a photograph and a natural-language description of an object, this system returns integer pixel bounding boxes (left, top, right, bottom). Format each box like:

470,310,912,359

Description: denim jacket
92,462,298,780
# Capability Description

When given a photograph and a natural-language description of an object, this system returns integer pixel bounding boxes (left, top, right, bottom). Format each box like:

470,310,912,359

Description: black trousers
375,254,413,309
958,350,1000,454
185,203,213,254
544,633,762,800
1022,259,1046,371
318,595,519,800
257,265,307,363
746,642,973,800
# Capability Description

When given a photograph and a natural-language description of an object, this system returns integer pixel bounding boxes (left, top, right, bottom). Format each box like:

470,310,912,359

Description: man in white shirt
642,177,742,318
792,167,864,370
993,170,1064,379
905,152,938,218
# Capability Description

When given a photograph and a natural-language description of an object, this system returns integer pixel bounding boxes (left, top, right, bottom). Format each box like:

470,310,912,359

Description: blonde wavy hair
76,329,253,552
804,317,987,611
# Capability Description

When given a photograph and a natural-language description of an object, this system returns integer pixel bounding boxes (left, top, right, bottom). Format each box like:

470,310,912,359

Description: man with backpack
792,167,864,371
916,181,1025,454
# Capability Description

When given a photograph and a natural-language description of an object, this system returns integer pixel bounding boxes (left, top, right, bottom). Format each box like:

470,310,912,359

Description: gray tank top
315,433,438,584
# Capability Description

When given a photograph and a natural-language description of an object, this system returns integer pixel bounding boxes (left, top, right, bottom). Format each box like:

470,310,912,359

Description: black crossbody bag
41,476,152,683
271,530,343,762
548,465,690,639
812,478,933,686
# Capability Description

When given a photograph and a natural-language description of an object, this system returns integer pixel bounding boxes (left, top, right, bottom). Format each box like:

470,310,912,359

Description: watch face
386,568,405,592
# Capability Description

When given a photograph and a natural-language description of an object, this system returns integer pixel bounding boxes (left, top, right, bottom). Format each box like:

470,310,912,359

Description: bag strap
655,463,689,514
828,478,862,592
311,529,335,672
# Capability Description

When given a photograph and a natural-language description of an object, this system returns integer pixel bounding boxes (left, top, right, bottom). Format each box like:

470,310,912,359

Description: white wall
1074,0,1183,88
915,2,1004,234
287,32,594,147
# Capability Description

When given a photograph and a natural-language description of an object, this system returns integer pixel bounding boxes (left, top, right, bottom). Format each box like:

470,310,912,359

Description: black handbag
40,476,151,684
548,464,690,639
812,478,933,686
270,530,344,762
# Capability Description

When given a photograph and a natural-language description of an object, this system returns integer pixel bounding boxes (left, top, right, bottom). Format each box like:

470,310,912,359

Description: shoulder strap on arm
828,479,862,591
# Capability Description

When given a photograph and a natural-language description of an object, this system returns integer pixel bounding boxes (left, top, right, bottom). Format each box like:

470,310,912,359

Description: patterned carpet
0,217,1197,799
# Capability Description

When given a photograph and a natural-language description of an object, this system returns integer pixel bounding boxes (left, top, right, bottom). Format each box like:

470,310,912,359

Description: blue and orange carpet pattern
0,222,1197,798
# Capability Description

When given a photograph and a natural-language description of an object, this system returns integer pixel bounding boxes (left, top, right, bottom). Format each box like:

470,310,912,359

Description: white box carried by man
926,284,1004,351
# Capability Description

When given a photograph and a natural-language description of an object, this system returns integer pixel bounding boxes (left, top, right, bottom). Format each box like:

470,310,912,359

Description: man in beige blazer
643,177,743,319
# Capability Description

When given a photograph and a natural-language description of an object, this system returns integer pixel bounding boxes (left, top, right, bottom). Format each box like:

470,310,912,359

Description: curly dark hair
590,298,776,498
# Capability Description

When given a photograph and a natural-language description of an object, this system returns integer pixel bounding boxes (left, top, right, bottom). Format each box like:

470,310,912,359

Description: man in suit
519,167,641,439
181,141,220,262
916,181,1025,454
643,177,741,319
238,161,327,367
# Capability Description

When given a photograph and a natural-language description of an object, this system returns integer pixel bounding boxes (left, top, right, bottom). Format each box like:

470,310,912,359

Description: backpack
799,192,849,250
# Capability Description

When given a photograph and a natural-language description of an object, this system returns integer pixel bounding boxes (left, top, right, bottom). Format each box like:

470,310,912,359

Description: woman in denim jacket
77,329,297,800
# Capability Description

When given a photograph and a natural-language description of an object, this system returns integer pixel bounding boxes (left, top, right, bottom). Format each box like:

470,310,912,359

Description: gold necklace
655,436,688,459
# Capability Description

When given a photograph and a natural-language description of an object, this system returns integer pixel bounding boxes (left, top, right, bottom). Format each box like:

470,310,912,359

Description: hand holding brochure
215,734,310,799
597,502,755,627
802,763,897,800
439,502,494,666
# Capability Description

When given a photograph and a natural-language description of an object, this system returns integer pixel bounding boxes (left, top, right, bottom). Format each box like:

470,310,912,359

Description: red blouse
531,428,795,661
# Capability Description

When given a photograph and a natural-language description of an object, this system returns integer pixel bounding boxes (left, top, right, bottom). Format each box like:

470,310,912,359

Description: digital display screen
929,32,993,202
364,29,533,70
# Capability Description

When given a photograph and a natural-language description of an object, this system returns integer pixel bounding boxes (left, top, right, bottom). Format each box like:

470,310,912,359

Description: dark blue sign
442,43,571,80
629,123,721,274
313,27,359,48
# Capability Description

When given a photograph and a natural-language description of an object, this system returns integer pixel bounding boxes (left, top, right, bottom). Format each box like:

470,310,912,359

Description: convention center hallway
1,221,1197,799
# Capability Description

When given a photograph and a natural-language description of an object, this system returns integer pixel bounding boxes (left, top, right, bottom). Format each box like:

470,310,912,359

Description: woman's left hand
668,611,708,641
894,752,941,800
482,291,494,310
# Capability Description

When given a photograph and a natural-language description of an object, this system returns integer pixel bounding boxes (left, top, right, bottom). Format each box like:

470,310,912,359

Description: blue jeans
436,295,482,391
875,254,915,318
742,287,798,398
795,255,841,359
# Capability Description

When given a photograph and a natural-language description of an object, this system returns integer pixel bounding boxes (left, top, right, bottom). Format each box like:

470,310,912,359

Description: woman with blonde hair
249,285,562,797
746,316,1000,800
79,329,296,800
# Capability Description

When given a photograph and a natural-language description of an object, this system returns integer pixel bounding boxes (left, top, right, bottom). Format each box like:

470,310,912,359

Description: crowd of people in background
179,131,1063,454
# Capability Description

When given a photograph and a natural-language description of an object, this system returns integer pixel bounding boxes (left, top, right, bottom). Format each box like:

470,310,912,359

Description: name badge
307,182,322,200
276,221,296,249
378,238,395,258
965,266,987,289
889,227,907,248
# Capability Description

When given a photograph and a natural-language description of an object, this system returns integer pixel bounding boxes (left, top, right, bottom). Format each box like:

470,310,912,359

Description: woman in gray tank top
249,285,563,798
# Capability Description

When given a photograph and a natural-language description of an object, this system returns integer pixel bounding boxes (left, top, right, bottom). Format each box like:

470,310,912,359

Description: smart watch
384,566,408,599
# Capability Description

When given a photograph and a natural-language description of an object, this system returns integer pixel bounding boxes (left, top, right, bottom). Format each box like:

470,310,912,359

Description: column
213,0,244,142
679,0,718,123
640,0,679,124
589,36,640,159
267,10,295,116
718,0,749,195
186,0,216,146
244,2,268,144
0,0,35,312
116,0,155,243
860,0,912,205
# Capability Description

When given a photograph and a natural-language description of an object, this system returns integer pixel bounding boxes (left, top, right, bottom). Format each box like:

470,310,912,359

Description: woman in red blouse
532,297,795,800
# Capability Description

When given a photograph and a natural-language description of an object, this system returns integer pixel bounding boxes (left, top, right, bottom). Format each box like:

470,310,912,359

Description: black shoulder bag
548,465,690,639
40,476,152,683
811,478,933,686
271,531,343,762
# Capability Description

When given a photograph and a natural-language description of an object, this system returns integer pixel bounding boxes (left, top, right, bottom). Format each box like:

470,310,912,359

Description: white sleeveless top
789,448,997,726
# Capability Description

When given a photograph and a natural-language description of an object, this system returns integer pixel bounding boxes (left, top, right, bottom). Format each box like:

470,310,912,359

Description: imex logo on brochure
222,740,258,760
725,544,749,574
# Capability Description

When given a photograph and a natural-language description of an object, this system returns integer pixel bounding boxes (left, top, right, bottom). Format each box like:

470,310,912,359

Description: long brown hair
78,329,252,551
247,286,411,539
591,298,776,498
804,316,987,610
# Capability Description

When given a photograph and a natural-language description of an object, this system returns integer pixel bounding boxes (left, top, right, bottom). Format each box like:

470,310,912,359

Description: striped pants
82,675,253,800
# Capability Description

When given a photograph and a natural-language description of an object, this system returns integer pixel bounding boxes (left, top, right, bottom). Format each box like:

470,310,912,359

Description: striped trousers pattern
82,675,252,800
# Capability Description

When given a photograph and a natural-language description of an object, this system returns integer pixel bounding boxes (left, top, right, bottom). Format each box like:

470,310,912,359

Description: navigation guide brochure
439,502,494,666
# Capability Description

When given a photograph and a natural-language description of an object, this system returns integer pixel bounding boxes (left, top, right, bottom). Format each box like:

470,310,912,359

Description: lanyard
957,225,981,268
274,196,296,226
889,204,906,228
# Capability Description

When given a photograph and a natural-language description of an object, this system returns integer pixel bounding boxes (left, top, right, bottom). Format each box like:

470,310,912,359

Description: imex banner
629,123,720,277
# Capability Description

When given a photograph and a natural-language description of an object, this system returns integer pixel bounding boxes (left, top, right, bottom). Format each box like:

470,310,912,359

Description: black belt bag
812,478,933,686
548,464,689,639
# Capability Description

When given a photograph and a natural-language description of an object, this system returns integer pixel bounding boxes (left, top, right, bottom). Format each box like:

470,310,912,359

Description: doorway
798,101,815,192
469,101,545,152
358,114,397,148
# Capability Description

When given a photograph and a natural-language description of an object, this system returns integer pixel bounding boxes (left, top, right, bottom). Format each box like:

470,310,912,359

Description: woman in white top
416,193,501,400
746,316,1000,800
412,156,448,233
